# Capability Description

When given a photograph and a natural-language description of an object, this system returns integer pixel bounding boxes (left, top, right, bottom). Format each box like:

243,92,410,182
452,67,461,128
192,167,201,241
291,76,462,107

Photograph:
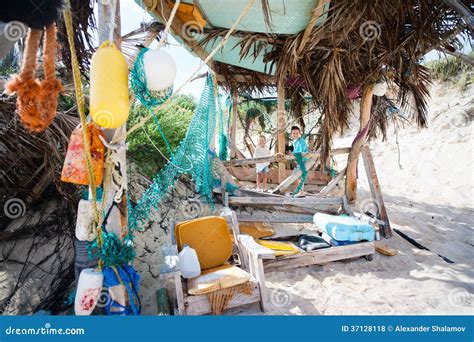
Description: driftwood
345,85,373,202
360,145,392,238
223,147,351,167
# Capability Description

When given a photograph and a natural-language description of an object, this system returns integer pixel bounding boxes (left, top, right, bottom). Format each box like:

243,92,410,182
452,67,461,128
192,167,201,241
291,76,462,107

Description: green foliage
127,95,197,178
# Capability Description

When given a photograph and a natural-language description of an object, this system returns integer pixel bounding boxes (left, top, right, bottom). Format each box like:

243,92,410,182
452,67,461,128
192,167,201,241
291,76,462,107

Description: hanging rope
112,0,256,144
63,0,103,266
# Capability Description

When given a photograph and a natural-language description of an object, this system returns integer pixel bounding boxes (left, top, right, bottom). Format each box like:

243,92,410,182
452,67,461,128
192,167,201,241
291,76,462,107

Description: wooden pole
361,145,392,238
345,84,373,203
229,87,239,159
277,77,286,183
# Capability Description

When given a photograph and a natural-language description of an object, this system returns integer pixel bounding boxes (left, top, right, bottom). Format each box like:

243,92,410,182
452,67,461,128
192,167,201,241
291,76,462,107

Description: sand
136,81,473,315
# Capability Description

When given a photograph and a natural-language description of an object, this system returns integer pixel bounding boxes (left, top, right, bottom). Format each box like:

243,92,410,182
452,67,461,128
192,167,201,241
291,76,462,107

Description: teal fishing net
130,47,174,155
217,94,228,161
129,74,221,228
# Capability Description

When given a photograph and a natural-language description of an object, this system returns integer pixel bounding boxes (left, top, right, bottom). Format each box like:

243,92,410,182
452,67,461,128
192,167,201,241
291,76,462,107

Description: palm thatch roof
138,0,471,160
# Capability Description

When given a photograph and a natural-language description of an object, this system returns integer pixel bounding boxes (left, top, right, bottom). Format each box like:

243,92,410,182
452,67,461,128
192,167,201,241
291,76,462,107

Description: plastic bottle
178,244,201,279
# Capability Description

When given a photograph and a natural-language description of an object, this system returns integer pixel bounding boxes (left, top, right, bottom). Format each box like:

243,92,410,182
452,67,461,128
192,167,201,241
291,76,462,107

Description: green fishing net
129,74,228,228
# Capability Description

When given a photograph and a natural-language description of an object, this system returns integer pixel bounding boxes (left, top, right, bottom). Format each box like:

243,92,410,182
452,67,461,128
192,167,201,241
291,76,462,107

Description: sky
120,0,207,99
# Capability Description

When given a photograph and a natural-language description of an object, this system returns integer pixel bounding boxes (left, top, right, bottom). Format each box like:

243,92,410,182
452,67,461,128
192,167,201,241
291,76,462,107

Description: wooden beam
360,145,392,238
277,77,286,182
229,196,343,215
236,213,314,223
297,0,330,54
345,85,374,203
442,0,474,32
143,0,215,71
223,147,351,166
318,167,347,196
216,74,277,84
228,166,330,185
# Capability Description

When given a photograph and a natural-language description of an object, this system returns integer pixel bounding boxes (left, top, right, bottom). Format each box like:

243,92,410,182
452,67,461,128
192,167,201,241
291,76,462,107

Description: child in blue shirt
290,126,308,196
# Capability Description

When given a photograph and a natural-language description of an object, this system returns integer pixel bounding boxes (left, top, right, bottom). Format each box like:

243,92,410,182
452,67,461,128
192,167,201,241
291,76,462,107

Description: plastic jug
178,244,201,279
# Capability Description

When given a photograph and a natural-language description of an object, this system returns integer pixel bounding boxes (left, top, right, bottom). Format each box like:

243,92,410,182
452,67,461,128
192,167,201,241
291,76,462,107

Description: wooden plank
223,148,351,166
277,77,286,182
297,0,330,54
345,85,374,202
174,273,185,315
237,214,314,223
263,242,375,272
216,74,277,84
318,167,347,196
229,196,342,206
249,254,269,311
360,145,392,238
184,279,261,315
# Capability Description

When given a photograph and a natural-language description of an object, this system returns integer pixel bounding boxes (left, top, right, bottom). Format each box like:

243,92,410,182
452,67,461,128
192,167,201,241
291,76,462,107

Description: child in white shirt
255,135,271,192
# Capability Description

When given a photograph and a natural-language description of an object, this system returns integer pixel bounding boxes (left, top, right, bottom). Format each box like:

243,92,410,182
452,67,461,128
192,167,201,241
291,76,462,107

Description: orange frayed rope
5,24,63,133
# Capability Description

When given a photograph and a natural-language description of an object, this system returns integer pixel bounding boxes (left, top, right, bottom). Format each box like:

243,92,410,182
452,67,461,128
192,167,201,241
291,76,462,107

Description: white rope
108,0,118,46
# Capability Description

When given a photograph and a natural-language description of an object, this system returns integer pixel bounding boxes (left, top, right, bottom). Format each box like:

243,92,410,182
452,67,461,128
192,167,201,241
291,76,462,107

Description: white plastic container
74,268,104,315
178,244,201,279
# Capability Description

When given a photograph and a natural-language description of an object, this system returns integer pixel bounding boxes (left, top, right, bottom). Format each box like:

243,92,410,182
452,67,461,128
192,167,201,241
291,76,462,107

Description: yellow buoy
90,42,129,129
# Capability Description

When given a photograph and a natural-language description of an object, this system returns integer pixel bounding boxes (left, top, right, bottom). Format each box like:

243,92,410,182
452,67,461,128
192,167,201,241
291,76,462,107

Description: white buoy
74,268,104,315
143,49,177,91
373,81,388,96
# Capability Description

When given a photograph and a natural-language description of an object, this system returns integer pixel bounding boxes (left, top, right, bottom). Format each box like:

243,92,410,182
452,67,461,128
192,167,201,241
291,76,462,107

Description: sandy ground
136,81,473,315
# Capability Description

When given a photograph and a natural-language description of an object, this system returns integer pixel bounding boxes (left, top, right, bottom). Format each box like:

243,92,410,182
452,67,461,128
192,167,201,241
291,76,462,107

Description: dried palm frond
198,0,468,155
121,21,165,64
0,94,80,207
56,0,96,77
